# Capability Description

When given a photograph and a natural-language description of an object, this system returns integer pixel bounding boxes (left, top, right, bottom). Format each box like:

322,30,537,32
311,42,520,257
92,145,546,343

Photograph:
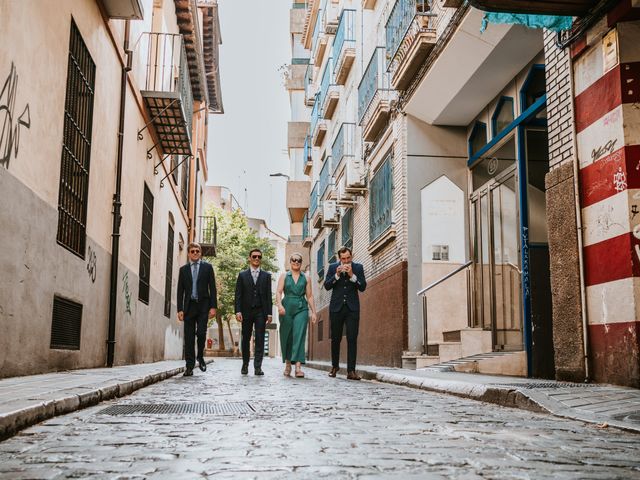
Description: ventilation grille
98,402,255,416
50,296,82,350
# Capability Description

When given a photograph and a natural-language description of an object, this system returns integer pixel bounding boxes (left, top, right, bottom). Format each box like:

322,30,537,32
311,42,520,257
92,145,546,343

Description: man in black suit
324,246,367,380
235,248,272,375
177,242,217,376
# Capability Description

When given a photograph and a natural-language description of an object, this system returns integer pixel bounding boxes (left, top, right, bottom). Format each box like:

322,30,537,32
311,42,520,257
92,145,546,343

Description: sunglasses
290,258,302,264
251,255,262,259
189,249,201,254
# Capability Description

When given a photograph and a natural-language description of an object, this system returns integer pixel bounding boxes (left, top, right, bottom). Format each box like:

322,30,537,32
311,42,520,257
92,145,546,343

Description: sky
207,0,292,237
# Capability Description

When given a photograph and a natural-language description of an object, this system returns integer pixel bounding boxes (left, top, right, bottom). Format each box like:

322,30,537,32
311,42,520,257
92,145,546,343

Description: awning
481,13,573,32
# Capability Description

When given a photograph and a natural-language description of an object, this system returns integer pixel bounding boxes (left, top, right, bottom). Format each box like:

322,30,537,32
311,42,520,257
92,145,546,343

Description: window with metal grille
181,157,189,210
341,208,353,249
164,223,174,317
171,155,179,185
328,230,336,264
318,319,323,341
139,184,154,304
50,296,82,350
56,20,96,257
432,244,449,261
317,240,325,281
369,154,393,242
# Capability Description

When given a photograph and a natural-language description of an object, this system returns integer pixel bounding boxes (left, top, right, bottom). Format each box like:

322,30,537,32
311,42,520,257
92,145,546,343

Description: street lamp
269,173,290,180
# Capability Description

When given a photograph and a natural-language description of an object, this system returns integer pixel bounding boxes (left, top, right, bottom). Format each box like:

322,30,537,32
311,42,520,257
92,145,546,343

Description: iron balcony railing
311,7,324,58
198,215,217,257
302,212,310,239
319,156,333,198
333,9,356,64
310,181,319,217
304,63,315,104
319,58,334,109
332,123,355,175
142,32,193,140
369,157,392,242
310,93,321,135
386,0,433,63
358,47,391,122
303,133,312,166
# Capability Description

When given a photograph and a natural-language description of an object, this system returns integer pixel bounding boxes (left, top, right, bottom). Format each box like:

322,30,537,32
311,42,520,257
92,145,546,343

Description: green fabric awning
481,13,573,32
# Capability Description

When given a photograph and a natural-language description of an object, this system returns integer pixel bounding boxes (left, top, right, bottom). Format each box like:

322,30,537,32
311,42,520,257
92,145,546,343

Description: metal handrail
417,260,472,296
417,260,473,356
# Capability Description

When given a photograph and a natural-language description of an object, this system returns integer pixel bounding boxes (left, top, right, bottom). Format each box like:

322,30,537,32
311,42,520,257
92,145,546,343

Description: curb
0,362,204,441
306,361,547,414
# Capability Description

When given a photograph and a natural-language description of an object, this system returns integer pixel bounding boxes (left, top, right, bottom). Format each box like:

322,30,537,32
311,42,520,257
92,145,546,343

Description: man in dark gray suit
235,248,273,376
177,242,217,377
324,246,367,380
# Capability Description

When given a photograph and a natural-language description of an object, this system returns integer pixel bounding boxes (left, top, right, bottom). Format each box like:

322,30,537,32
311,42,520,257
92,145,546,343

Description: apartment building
290,0,640,387
0,0,223,377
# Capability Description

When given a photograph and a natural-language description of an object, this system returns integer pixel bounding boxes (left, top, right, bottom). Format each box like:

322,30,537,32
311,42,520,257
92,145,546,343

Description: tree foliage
203,206,278,330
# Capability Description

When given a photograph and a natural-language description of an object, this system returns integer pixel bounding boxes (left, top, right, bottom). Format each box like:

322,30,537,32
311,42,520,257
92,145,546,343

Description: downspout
107,20,131,367
568,59,591,383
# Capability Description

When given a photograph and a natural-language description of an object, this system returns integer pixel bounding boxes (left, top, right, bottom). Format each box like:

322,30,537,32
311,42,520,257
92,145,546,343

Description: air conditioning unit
322,200,340,224
345,159,367,193
336,175,357,206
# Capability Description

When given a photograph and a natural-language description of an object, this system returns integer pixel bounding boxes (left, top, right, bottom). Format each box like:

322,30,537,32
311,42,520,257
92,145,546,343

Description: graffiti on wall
0,63,31,169
122,271,132,315
86,246,97,283
521,226,530,299
591,139,617,163
613,167,627,193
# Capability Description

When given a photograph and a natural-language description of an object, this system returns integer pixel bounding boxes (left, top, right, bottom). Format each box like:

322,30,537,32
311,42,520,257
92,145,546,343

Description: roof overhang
468,0,598,16
200,1,224,113
174,0,209,104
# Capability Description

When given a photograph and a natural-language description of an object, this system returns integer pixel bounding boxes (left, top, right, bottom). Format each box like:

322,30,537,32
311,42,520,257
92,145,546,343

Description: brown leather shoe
328,367,339,378
347,371,361,381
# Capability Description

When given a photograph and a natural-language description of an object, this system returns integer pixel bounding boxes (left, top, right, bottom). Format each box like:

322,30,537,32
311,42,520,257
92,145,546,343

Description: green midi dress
280,271,309,364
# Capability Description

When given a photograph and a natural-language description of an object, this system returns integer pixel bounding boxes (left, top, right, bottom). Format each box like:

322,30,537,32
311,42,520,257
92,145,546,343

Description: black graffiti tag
0,62,31,169
591,139,617,162
122,271,132,315
86,246,97,283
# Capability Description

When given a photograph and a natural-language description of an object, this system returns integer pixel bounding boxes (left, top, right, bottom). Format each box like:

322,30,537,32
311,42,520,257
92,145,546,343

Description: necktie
252,270,258,284
191,262,199,300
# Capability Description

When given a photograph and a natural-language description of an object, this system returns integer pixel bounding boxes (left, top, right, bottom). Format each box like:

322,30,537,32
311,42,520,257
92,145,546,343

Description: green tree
203,206,278,350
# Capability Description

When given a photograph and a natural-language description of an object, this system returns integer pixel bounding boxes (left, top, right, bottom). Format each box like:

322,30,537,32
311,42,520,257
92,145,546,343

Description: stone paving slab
0,359,208,440
306,360,640,433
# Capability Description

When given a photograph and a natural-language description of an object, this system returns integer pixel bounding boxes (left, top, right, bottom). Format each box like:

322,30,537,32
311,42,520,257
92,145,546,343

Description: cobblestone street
0,359,639,479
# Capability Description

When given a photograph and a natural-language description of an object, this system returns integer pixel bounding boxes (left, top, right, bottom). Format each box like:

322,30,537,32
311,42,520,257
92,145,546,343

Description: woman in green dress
276,253,317,378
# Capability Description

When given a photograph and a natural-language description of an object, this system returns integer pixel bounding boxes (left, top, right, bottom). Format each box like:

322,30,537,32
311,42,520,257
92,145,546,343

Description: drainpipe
568,60,591,383
107,20,131,367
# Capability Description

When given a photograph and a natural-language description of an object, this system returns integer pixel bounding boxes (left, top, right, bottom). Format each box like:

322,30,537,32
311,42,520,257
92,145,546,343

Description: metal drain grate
492,382,600,389
98,402,255,416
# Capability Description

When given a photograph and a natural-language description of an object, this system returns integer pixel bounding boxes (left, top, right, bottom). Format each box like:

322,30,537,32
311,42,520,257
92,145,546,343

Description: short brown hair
248,248,262,257
188,242,201,251
337,246,352,257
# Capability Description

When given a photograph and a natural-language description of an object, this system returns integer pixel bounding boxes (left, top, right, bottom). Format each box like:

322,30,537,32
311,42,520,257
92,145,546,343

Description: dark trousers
330,304,359,372
241,308,266,369
184,299,208,369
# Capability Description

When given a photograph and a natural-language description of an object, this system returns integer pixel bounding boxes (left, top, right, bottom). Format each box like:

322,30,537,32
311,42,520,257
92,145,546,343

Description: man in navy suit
235,248,273,375
177,242,217,377
324,246,367,380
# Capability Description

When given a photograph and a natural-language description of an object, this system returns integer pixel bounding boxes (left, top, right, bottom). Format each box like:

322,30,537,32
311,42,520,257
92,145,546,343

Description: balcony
311,7,328,66
319,156,334,199
286,180,311,223
359,47,397,142
331,123,355,176
198,216,216,257
385,0,437,90
304,64,316,106
302,213,313,247
333,9,356,85
320,59,339,120
310,94,327,146
139,32,194,156
303,134,313,175
310,181,323,228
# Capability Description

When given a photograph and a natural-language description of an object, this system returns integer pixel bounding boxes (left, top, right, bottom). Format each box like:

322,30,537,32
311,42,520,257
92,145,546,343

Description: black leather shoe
254,368,264,376
198,358,206,372
183,368,193,377
241,364,248,375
